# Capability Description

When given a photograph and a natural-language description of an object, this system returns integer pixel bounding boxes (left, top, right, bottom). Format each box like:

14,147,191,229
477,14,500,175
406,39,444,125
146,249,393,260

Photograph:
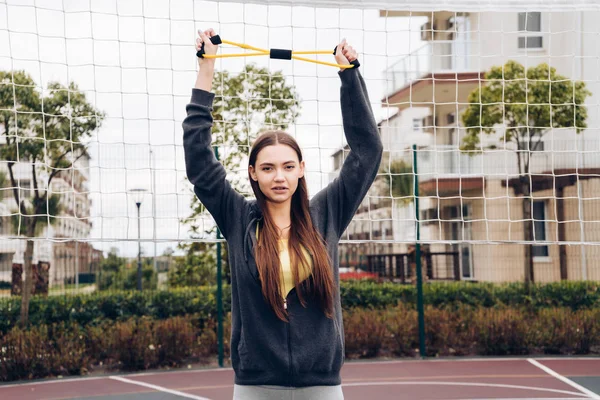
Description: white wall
379,107,432,154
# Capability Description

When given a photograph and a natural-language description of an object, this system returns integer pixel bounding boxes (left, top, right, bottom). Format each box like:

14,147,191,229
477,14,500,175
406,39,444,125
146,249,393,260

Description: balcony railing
413,141,600,178
366,251,461,283
383,40,474,96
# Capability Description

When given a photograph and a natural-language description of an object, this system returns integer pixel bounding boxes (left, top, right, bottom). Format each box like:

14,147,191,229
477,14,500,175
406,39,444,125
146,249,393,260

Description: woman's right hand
196,28,218,68
195,28,218,91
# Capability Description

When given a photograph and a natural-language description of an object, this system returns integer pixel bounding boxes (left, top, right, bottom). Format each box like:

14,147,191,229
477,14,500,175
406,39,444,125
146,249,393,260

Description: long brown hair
249,130,334,322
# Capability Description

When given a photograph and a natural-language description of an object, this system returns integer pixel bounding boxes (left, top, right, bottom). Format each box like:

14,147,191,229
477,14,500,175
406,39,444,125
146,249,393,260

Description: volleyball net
1,0,600,294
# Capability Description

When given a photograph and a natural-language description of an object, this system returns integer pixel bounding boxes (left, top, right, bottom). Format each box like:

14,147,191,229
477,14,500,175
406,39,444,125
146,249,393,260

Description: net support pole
412,144,426,358
151,149,158,274
215,146,224,368
75,240,79,289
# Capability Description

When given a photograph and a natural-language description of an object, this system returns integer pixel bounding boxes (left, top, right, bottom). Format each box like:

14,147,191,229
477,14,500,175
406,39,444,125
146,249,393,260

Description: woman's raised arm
183,29,248,239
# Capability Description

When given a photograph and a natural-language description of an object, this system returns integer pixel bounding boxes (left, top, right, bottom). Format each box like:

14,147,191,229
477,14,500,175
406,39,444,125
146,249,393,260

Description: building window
446,112,456,125
373,220,382,239
532,200,549,257
412,118,423,132
518,12,542,49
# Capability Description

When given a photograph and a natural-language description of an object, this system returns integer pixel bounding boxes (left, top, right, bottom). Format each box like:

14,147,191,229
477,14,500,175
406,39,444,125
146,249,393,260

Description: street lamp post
130,188,146,291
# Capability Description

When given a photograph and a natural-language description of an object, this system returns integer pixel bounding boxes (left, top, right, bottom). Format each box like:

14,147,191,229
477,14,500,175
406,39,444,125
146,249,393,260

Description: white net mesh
0,0,599,291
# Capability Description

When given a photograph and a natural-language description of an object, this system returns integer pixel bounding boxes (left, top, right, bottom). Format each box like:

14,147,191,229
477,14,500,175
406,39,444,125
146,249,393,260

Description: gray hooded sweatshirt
183,67,382,387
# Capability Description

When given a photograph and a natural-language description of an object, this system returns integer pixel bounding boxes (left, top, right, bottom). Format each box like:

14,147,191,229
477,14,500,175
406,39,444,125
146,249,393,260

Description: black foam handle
270,49,293,60
333,45,360,68
196,35,223,58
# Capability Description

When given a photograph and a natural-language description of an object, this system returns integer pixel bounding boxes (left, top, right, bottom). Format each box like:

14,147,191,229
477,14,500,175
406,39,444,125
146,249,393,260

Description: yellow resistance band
196,35,360,69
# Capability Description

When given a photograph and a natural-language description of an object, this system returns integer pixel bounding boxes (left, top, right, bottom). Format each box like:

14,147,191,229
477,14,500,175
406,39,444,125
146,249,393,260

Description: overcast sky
0,0,424,257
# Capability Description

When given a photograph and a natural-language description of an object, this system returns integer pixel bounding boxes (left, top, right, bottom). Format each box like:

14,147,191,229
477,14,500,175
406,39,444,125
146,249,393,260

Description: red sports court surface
1,358,599,400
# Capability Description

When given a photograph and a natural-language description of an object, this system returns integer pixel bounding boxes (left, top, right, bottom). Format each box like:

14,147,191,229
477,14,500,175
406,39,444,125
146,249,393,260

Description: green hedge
0,288,231,334
340,281,600,310
1,281,599,334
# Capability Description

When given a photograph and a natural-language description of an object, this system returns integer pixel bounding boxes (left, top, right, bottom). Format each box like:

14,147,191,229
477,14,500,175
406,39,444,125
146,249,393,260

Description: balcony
411,141,600,195
384,40,473,94
382,41,481,109
416,141,600,177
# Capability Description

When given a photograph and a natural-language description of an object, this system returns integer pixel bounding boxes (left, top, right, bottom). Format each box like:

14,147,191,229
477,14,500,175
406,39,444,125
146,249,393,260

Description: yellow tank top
278,238,312,298
256,225,313,299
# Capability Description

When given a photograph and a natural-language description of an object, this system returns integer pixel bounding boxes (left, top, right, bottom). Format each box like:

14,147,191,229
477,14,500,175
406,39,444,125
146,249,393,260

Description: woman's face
249,143,305,204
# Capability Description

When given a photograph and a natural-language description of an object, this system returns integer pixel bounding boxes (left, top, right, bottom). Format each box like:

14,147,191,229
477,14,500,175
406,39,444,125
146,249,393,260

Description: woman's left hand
334,39,358,71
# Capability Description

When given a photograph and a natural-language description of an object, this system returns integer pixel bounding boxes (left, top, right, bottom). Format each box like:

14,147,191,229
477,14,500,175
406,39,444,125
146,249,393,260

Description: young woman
183,28,383,400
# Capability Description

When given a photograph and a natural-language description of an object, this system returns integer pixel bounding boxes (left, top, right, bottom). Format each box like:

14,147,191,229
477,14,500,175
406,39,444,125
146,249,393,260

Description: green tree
101,247,124,274
0,171,8,236
0,170,6,194
0,70,105,325
97,248,156,291
119,263,157,291
461,61,590,285
97,248,125,290
182,64,300,280
383,158,414,205
168,242,216,288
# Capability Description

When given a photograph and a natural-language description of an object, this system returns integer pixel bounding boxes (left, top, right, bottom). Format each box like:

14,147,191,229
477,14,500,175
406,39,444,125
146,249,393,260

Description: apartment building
336,10,600,282
0,148,99,289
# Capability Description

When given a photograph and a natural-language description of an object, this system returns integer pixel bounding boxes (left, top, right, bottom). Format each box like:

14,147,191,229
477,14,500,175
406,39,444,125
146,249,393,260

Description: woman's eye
286,165,295,170
262,167,271,171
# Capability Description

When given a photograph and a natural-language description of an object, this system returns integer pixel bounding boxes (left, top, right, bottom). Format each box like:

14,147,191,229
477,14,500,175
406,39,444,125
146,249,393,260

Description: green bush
98,264,157,291
530,308,600,354
0,281,598,335
154,317,196,366
344,305,600,359
110,317,158,371
168,248,216,288
340,281,600,310
0,323,89,381
475,308,530,356
343,309,387,358
0,286,232,334
381,306,419,357
0,325,53,381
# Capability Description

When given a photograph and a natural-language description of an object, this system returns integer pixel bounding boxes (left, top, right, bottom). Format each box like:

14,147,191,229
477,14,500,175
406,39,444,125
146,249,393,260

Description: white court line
348,357,600,365
126,367,233,378
460,398,588,400
0,368,232,389
0,376,107,389
527,358,600,361
341,381,589,397
109,376,212,400
528,358,600,399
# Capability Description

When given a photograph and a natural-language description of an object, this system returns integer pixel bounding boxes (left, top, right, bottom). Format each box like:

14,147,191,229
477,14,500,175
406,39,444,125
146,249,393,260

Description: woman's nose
274,169,285,181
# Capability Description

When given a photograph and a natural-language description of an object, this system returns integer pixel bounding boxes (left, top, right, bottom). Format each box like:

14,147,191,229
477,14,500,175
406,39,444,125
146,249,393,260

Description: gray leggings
233,384,344,400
